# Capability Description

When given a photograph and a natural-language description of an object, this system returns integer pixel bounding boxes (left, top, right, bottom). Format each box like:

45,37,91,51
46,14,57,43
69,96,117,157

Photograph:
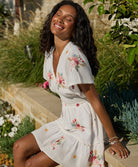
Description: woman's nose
57,16,64,24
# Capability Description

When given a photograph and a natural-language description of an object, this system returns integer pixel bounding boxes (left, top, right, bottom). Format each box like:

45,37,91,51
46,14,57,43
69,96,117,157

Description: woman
13,1,128,167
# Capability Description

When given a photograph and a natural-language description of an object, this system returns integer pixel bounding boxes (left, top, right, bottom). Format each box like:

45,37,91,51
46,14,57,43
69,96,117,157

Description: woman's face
50,5,77,41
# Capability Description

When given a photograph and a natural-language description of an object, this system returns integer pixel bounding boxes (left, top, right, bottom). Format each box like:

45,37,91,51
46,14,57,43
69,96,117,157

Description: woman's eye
65,17,72,22
56,12,60,16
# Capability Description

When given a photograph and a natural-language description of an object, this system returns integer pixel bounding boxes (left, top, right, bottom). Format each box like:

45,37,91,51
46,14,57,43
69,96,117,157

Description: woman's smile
53,23,64,30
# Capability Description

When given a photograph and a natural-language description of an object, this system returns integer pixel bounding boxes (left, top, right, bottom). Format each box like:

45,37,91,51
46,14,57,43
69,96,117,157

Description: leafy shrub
84,0,138,65
95,40,137,94
0,99,15,116
0,99,35,162
114,99,138,144
0,116,35,161
0,27,44,85
100,82,138,142
0,113,21,138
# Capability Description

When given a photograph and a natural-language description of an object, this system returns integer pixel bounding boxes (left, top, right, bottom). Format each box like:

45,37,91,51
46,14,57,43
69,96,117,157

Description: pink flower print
70,60,76,68
72,56,79,65
88,149,104,166
68,54,84,71
56,72,65,88
47,71,53,81
51,136,65,150
93,159,99,165
72,119,85,132
72,118,77,123
43,81,49,89
92,156,97,161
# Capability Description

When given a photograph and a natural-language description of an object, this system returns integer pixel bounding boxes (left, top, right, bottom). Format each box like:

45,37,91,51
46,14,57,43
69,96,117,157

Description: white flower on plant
4,133,7,137
11,127,18,132
0,117,5,126
5,114,12,118
0,114,21,138
8,131,15,138
9,114,21,126
13,115,21,126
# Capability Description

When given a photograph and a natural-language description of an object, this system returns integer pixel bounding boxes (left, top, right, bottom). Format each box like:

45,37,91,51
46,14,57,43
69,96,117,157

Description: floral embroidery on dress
56,72,65,88
88,150,104,167
68,54,84,71
72,118,85,132
51,136,65,150
47,70,53,82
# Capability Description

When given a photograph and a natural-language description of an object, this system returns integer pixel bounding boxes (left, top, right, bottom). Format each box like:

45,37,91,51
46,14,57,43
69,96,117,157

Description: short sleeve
64,48,94,87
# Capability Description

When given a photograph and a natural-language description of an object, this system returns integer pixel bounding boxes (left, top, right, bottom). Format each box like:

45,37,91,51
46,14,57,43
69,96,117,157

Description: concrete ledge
1,84,138,167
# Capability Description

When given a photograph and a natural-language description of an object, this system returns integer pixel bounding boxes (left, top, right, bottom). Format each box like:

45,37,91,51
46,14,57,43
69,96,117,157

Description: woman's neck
54,36,70,56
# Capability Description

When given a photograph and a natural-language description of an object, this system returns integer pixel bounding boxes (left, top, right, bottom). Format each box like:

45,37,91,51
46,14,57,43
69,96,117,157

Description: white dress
32,41,105,167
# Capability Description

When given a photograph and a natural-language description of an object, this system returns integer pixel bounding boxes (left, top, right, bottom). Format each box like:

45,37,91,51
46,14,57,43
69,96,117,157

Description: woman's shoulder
68,42,88,63
69,42,82,53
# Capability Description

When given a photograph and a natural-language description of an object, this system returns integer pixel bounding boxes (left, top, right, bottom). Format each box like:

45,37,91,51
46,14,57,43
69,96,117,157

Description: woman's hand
108,140,129,159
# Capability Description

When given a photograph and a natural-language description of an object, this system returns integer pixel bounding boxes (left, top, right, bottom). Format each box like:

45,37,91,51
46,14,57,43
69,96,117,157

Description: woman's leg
25,151,59,167
13,133,59,167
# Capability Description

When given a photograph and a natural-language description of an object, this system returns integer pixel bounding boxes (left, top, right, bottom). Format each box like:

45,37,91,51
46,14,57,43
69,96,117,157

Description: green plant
0,114,21,138
113,99,138,144
0,100,35,162
0,116,35,161
100,82,138,142
0,27,44,85
0,99,15,117
0,1,11,37
95,41,137,93
84,0,138,65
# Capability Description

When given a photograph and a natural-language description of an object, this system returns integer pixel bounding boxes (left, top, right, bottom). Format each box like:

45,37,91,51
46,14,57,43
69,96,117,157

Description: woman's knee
13,138,26,157
13,133,40,159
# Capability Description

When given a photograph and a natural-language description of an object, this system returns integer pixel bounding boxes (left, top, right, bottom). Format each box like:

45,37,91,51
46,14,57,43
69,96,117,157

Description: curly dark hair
40,0,99,76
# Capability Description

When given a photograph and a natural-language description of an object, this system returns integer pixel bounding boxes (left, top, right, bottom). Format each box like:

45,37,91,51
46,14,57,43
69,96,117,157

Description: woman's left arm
78,83,129,159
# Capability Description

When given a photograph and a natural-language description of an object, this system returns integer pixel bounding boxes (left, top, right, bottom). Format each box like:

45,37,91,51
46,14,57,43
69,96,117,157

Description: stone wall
1,84,61,129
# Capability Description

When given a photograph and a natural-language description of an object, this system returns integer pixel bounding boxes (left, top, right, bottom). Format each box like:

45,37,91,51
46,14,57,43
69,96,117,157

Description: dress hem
31,132,63,165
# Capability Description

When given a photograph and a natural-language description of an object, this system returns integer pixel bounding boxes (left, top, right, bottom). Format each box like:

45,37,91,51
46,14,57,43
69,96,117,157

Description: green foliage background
95,39,137,93
0,27,44,85
84,0,138,65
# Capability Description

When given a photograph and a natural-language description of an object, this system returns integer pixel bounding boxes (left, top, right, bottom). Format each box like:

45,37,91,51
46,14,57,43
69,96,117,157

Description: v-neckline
52,42,70,78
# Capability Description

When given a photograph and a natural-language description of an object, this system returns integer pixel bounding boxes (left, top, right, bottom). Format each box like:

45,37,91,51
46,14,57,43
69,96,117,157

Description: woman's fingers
108,141,129,159
108,147,115,155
